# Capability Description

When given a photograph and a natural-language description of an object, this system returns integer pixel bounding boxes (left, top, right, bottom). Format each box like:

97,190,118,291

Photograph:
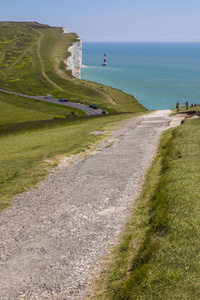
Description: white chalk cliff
62,27,68,34
66,39,82,79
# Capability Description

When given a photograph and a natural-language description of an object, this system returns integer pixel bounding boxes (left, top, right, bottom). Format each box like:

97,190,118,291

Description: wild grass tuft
88,118,200,300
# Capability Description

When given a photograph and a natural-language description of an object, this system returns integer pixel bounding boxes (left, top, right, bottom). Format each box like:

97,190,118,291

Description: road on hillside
0,88,103,116
0,110,184,300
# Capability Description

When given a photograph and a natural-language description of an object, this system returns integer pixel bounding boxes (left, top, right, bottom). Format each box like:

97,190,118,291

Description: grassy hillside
0,21,146,113
89,117,200,300
0,91,86,125
0,21,147,211
0,112,143,211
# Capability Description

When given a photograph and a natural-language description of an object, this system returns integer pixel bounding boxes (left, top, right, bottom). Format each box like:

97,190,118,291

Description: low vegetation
0,21,147,211
0,21,146,114
0,91,86,125
0,112,141,211
0,21,147,212
172,104,200,115
2,21,199,299
88,118,200,299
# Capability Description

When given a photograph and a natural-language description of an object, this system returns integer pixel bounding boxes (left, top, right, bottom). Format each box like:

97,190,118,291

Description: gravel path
0,110,184,300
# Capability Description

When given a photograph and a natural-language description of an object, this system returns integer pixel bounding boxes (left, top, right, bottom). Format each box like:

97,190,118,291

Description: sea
81,43,200,111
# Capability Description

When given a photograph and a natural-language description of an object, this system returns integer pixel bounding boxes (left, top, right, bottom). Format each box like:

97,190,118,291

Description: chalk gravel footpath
0,110,184,300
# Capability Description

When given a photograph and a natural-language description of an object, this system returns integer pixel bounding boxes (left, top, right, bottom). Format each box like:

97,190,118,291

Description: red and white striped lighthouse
102,53,107,66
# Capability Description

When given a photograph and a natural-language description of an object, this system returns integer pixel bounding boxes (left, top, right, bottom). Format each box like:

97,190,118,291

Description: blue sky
1,0,200,42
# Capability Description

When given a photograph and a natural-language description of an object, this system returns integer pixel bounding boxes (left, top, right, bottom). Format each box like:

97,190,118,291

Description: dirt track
0,110,184,299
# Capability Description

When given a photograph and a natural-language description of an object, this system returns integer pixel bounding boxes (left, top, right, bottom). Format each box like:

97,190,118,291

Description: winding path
0,26,103,116
0,27,112,115
0,88,103,116
0,110,184,299
30,27,64,92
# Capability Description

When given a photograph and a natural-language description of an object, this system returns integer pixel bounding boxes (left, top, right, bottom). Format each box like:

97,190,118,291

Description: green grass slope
0,91,86,125
90,118,200,300
0,21,146,113
0,21,147,211
0,112,141,211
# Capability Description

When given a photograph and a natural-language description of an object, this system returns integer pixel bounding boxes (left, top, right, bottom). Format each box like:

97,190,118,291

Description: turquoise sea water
81,43,200,110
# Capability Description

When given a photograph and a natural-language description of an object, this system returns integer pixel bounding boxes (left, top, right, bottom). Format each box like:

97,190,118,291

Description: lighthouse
102,53,107,66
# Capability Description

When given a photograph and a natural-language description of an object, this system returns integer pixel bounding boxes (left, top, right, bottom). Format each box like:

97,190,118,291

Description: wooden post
186,101,188,110
176,102,179,111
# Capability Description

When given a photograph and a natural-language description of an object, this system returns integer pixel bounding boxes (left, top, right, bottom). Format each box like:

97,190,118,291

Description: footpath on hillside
0,110,184,300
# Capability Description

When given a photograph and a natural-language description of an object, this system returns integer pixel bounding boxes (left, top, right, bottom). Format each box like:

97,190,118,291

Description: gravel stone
0,110,184,299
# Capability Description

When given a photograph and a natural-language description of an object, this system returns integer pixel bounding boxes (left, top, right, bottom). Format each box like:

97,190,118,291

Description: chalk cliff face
66,39,82,79
62,27,68,34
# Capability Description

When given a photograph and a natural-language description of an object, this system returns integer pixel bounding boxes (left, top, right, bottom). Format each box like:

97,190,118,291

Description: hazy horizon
1,0,200,43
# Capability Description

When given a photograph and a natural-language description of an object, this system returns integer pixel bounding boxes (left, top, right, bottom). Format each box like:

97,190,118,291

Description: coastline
81,42,200,111
65,40,82,79
81,64,87,69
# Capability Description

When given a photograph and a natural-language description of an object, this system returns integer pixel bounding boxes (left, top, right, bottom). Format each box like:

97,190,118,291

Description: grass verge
171,104,200,115
0,113,140,212
88,118,200,300
0,91,86,125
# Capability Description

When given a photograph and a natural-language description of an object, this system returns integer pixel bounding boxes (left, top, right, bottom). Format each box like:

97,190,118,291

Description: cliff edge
66,38,82,79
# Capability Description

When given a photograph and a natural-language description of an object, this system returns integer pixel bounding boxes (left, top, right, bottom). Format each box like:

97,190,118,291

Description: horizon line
83,41,200,43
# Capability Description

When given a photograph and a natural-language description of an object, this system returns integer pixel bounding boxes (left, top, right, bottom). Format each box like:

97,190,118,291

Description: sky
1,0,200,42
